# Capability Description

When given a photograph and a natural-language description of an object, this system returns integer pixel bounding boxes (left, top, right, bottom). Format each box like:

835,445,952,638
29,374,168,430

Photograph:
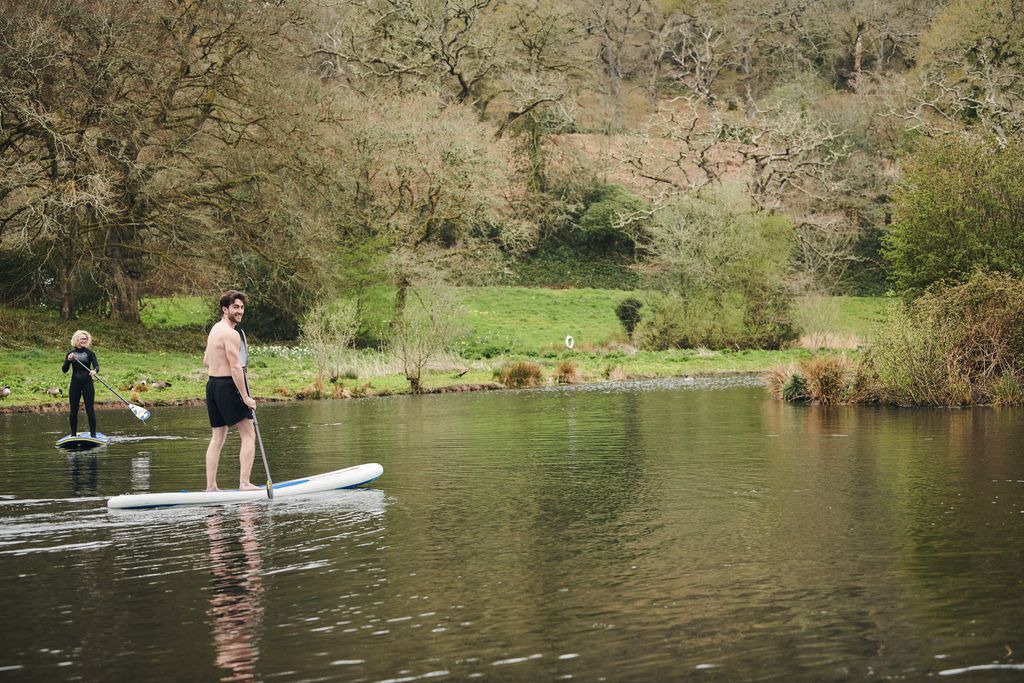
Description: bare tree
662,11,739,104
301,298,359,385
792,211,866,291
0,0,321,321
614,97,850,209
317,0,585,134
385,286,463,393
331,95,534,315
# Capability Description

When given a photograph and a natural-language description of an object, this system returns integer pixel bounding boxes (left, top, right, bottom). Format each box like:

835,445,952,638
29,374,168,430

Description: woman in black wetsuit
62,330,100,437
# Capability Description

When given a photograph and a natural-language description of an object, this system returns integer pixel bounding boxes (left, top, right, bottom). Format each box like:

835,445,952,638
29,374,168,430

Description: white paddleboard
56,432,110,451
107,462,383,509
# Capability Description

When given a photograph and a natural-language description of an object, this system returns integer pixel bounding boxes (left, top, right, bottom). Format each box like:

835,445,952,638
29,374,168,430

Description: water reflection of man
206,506,265,682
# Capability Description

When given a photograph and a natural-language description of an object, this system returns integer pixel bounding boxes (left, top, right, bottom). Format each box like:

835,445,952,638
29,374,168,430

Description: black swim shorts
206,376,251,428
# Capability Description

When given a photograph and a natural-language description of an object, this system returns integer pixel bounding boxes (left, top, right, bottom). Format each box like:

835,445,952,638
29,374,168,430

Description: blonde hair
71,330,92,347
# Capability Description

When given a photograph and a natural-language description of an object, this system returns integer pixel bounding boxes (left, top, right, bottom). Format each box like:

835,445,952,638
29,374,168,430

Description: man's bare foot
238,483,261,491
206,486,221,492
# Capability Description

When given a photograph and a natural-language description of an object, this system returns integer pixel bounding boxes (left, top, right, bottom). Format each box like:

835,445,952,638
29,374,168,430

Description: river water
1,377,1022,681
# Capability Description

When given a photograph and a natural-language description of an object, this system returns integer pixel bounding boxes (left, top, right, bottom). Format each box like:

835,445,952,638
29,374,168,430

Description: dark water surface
1,377,1023,682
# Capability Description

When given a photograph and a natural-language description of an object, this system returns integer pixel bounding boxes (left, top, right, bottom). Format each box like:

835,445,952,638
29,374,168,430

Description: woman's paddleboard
106,462,383,509
56,432,109,451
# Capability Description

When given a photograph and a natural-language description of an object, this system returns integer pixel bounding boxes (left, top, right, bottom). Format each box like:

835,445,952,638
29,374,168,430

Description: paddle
73,357,151,422
239,329,274,499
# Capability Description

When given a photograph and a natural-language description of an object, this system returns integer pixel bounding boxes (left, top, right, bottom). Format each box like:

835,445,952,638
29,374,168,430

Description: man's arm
224,332,256,409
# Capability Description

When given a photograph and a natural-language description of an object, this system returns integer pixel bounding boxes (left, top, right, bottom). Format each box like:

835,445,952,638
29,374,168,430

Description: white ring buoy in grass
565,335,575,349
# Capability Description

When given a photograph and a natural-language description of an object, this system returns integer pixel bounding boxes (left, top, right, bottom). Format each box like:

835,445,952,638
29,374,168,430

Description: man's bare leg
206,426,228,491
236,418,260,491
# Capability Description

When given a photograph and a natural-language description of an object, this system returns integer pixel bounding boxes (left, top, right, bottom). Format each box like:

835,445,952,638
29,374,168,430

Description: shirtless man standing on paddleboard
204,290,259,491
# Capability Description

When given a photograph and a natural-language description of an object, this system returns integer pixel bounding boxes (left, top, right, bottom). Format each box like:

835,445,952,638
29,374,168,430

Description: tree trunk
602,31,623,131
58,220,76,321
104,224,142,323
851,21,865,92
107,265,141,322
392,275,409,330
59,272,75,321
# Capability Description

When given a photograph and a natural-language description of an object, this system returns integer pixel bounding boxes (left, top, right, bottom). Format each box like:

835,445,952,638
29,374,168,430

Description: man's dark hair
219,290,248,313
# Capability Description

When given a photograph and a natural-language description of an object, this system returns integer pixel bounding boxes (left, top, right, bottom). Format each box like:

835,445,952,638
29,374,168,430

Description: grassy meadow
0,288,889,410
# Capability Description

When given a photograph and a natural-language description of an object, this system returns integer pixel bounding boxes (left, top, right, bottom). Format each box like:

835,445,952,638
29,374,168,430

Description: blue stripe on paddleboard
176,486,291,493
188,473,374,492
176,475,370,494
273,478,309,490
334,473,382,489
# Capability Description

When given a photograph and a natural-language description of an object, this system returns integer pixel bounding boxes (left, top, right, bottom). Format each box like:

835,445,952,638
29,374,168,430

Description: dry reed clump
801,355,854,404
496,361,543,388
349,381,373,398
763,365,791,400
295,375,328,400
764,354,871,404
606,365,628,381
555,360,582,384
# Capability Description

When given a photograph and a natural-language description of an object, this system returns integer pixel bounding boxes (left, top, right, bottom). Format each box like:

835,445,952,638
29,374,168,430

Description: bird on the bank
0,385,10,399
453,369,469,378
46,387,62,396
151,380,172,389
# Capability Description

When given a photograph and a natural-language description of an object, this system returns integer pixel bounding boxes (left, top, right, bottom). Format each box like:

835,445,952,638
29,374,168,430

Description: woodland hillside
2,0,1023,347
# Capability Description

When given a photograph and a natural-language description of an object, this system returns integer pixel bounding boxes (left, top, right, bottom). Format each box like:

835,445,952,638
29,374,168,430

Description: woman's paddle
239,329,274,499
73,358,151,422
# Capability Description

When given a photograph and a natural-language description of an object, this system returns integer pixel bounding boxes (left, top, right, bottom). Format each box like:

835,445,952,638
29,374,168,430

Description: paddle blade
266,481,274,500
130,404,151,421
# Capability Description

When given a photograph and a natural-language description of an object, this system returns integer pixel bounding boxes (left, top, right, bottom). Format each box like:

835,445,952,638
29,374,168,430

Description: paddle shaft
243,369,274,499
239,329,273,499
73,357,135,408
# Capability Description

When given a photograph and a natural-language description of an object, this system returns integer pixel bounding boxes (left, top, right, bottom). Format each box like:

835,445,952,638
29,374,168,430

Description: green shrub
638,184,797,350
615,297,643,338
575,183,649,251
782,373,808,402
884,136,1024,295
635,289,796,351
992,373,1024,406
512,246,639,289
864,271,1024,405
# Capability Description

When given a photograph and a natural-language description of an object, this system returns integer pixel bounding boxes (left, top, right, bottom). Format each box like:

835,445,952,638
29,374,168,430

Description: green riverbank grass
0,346,818,410
456,286,635,357
0,289,886,410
